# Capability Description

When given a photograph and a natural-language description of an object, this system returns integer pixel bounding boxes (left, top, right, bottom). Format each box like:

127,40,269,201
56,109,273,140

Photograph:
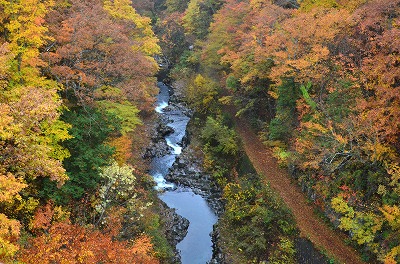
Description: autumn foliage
0,0,162,262
44,0,160,111
20,203,158,264
2,0,399,262
168,0,400,262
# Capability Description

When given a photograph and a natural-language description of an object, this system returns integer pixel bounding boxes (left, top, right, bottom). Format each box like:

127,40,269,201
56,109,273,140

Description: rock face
159,202,190,263
210,224,225,264
143,120,174,159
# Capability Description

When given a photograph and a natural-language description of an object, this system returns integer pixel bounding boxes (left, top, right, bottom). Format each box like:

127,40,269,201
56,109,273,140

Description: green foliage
97,100,142,135
144,213,175,260
268,79,299,142
200,115,238,186
325,81,353,122
0,0,168,262
299,82,317,111
201,116,238,156
157,0,400,261
269,237,297,264
41,107,119,204
165,0,189,13
94,85,142,134
182,0,214,39
221,182,297,262
170,50,199,78
226,75,240,91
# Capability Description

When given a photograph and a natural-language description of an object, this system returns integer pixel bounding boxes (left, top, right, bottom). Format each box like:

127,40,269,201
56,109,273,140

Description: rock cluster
159,202,190,263
165,147,224,216
143,121,174,159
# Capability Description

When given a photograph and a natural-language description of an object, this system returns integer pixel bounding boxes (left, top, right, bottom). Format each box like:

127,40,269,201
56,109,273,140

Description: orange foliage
350,0,400,146
44,0,159,111
265,7,351,85
197,0,400,261
108,135,133,165
20,204,159,264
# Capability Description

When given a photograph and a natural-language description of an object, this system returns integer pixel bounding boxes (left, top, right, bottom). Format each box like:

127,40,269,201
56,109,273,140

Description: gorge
149,82,218,263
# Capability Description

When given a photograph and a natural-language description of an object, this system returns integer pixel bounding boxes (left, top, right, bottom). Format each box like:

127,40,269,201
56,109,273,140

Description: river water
150,82,217,263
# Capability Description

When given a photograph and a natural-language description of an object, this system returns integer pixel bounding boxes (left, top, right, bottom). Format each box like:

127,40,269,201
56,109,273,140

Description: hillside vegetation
157,0,400,262
0,0,399,263
0,0,168,262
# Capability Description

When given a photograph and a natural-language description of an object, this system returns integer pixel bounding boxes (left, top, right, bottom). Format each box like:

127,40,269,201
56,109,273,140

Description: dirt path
233,116,364,264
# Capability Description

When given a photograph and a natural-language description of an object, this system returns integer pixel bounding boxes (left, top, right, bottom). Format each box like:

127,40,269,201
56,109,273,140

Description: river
149,82,218,264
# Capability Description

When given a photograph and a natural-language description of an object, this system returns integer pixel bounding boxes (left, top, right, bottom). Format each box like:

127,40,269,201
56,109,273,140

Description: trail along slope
234,116,364,264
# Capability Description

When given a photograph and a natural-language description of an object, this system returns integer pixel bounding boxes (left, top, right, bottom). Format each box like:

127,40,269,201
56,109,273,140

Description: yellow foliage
218,96,233,105
332,196,383,245
333,132,348,145
0,43,11,80
331,195,354,217
249,0,266,9
16,197,40,217
103,0,161,56
380,205,400,230
0,0,54,84
366,142,395,162
299,0,338,11
339,0,368,11
385,162,400,194
0,104,15,140
0,213,21,259
0,173,27,203
182,0,201,33
383,245,400,264
186,74,218,113
272,146,290,165
302,121,329,135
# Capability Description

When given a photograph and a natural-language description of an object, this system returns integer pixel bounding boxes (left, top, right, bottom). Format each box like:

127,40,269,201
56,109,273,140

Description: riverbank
146,82,219,263
163,80,334,263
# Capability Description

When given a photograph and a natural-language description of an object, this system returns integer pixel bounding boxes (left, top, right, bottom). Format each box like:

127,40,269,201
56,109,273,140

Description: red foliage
349,0,400,145
43,0,158,111
20,204,159,263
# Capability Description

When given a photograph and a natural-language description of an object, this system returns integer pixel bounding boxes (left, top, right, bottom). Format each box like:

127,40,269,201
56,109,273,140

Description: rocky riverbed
165,145,224,216
146,82,222,263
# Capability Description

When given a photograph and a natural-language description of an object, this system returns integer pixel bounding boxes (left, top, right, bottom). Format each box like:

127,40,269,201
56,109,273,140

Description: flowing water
149,82,217,263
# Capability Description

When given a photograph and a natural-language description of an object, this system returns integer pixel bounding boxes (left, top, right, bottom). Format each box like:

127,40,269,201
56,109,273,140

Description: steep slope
233,115,365,264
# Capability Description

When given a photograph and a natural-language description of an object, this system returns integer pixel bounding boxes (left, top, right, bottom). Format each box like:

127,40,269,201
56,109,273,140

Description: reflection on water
160,191,217,264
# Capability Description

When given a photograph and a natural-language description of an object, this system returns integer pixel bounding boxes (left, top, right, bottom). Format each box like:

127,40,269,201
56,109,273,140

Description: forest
0,0,399,263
